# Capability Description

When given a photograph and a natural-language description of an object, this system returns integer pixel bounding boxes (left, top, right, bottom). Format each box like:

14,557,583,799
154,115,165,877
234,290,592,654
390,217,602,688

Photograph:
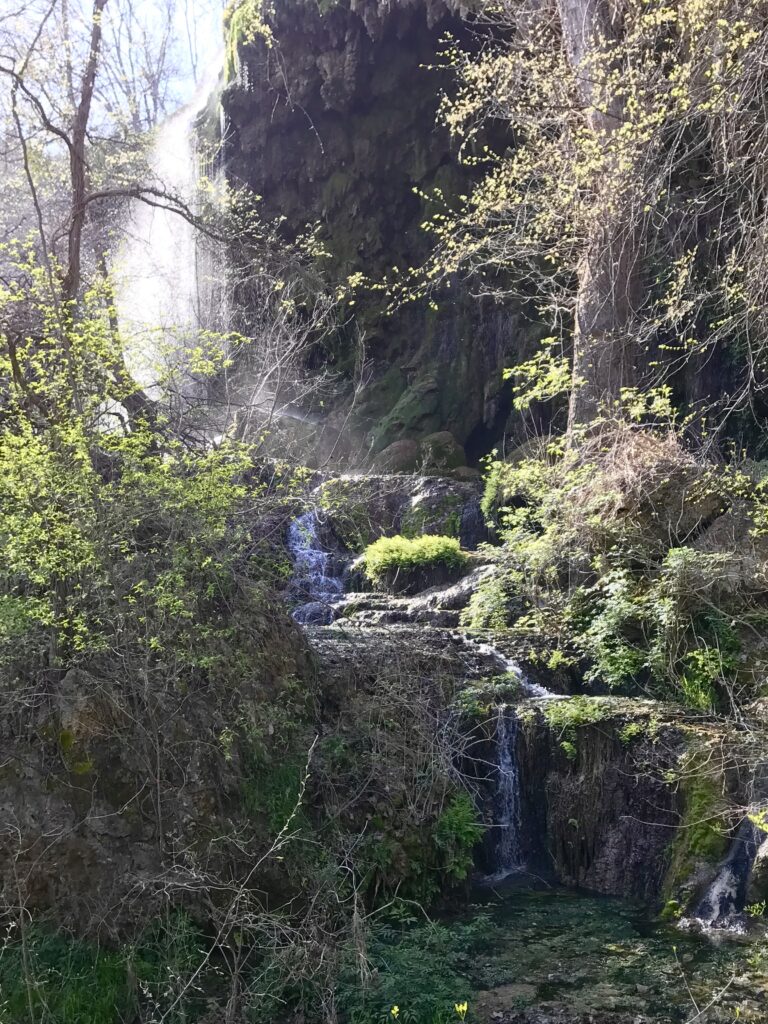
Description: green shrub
337,916,496,1024
433,793,485,882
460,571,516,631
363,535,468,585
0,914,209,1024
474,427,761,709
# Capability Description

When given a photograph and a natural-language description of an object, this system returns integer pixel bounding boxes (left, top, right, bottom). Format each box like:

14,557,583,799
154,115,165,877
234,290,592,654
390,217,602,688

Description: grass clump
363,535,468,585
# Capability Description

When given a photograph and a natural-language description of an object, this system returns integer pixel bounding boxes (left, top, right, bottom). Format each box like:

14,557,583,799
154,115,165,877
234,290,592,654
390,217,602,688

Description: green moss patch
362,534,467,585
663,767,730,901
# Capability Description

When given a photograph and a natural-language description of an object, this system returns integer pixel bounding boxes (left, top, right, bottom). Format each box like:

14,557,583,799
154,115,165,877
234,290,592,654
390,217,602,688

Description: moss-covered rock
372,439,420,472
662,764,731,903
316,473,489,551
418,430,466,472
362,533,469,594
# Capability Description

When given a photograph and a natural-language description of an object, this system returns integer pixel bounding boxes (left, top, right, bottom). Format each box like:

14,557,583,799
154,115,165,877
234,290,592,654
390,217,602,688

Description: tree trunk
557,0,642,429
62,0,109,302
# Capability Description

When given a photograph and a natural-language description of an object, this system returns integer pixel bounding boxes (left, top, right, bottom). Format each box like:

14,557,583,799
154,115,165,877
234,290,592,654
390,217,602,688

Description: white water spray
472,641,559,699
287,510,345,622
492,707,525,878
115,60,224,395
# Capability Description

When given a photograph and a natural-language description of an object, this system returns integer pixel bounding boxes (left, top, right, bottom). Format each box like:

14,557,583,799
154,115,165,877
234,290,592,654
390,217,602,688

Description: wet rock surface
316,472,492,551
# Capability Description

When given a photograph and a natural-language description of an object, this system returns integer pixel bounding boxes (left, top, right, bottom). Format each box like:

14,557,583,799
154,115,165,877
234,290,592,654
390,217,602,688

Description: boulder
371,439,420,472
418,430,466,472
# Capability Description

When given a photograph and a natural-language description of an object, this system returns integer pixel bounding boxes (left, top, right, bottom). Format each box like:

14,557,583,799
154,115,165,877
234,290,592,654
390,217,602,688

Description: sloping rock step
306,623,510,688
333,564,496,627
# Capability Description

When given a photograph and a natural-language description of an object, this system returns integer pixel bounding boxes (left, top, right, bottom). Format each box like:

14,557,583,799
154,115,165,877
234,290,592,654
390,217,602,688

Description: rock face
471,701,686,903
520,707,684,902
316,472,491,551
222,0,539,462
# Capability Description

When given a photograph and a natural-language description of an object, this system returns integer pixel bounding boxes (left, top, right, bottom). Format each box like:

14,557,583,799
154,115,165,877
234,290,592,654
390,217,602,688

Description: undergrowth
478,423,768,711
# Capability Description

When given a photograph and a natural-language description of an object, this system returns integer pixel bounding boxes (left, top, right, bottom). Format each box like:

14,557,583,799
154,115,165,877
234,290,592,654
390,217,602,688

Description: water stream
490,707,524,879
682,817,764,934
283,486,768,1017
285,495,557,879
286,509,345,623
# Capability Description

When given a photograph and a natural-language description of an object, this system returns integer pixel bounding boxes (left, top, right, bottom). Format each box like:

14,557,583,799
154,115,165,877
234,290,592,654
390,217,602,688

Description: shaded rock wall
222,0,541,462
472,702,685,903
518,708,684,902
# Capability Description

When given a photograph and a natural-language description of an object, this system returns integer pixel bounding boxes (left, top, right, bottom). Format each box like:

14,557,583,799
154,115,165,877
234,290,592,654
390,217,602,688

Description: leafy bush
477,425,766,709
433,793,484,882
363,535,468,585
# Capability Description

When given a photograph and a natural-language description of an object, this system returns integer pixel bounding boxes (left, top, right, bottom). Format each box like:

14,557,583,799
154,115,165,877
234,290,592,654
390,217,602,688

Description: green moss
58,728,75,753
660,898,683,921
321,170,354,208
542,696,611,760
542,695,610,732
362,534,467,585
370,376,441,453
663,768,730,900
401,494,462,539
224,0,275,81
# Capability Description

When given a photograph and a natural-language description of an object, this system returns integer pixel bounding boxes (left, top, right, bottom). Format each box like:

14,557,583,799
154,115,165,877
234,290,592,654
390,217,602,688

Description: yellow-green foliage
384,0,768,432
362,535,467,584
224,0,275,80
0,245,294,686
478,424,765,708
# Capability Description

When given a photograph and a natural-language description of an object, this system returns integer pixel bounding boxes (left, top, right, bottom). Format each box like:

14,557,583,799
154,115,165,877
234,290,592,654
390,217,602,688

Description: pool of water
460,883,767,1021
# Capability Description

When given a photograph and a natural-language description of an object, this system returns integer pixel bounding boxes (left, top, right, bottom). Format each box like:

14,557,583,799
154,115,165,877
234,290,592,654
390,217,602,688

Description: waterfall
472,641,559,699
287,510,344,624
489,706,525,879
682,816,763,932
115,60,224,397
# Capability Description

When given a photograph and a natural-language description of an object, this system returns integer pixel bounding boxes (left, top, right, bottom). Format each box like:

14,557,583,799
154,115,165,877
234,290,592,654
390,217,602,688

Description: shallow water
460,883,767,1021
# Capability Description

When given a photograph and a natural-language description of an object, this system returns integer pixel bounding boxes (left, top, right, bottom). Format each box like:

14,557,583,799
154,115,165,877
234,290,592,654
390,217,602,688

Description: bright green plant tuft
362,535,468,585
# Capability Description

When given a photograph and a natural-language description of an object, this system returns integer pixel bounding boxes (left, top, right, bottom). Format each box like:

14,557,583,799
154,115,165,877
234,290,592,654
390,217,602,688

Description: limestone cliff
222,0,540,465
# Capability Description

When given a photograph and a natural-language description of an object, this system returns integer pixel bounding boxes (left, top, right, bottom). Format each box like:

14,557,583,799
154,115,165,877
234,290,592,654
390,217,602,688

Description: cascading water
681,815,764,933
115,60,224,397
472,640,559,700
284,487,561,880
287,510,345,624
491,706,525,879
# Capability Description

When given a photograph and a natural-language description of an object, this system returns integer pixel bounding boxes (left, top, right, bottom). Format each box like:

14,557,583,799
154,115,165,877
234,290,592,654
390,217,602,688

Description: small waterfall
682,816,763,933
287,511,344,624
488,706,525,880
472,641,559,700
